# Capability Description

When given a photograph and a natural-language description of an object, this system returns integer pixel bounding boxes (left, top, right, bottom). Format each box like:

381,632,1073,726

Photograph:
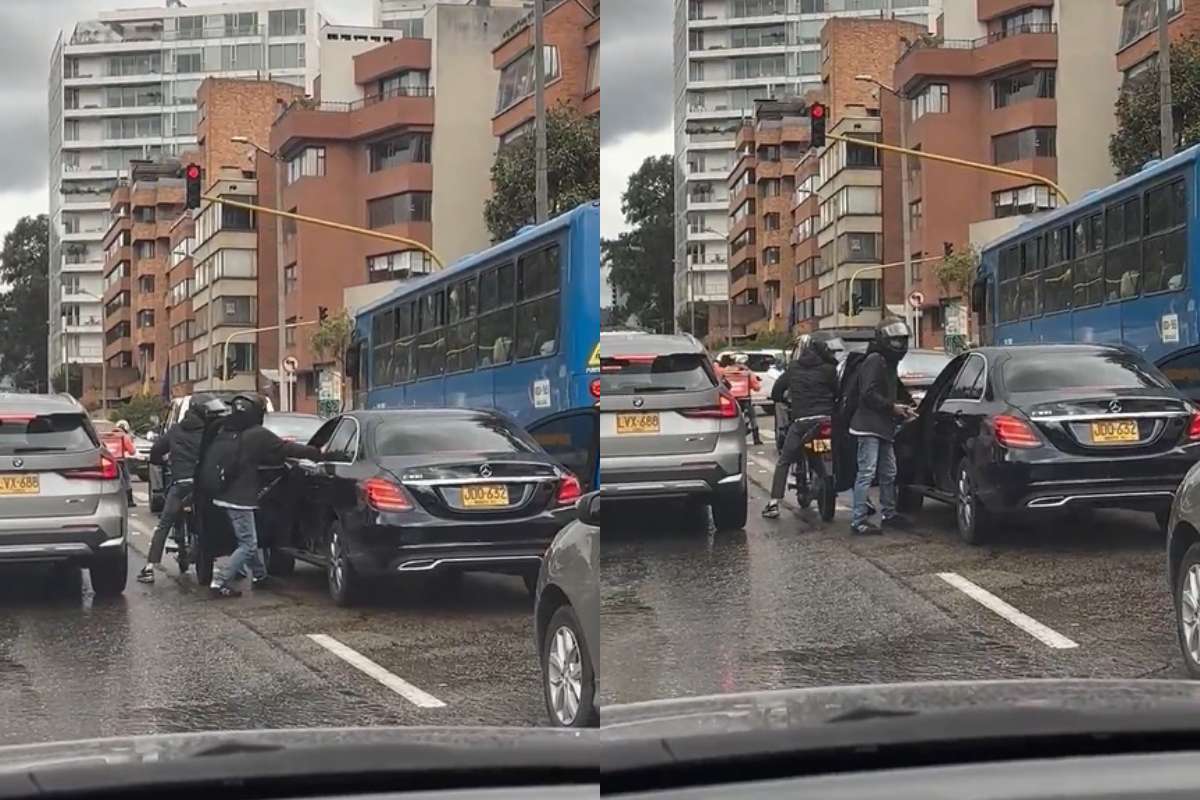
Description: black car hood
599,679,1200,739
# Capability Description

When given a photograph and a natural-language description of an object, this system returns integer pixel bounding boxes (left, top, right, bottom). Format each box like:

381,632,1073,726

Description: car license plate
616,412,660,435
806,438,831,454
1091,419,1139,444
461,484,510,508
0,474,39,495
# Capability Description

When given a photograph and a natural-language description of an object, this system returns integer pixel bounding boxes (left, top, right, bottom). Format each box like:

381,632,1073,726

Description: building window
378,70,429,97
367,192,433,228
107,52,161,77
173,48,203,73
763,212,781,231
911,83,949,121
496,46,561,112
731,24,785,47
1119,0,1181,48
762,246,781,265
268,9,306,36
284,264,296,294
224,12,257,37
268,43,305,70
216,296,256,326
134,240,156,259
992,127,1057,163
586,44,599,94
136,309,155,328
910,198,923,231
285,146,325,184
839,232,882,263
994,6,1053,38
367,249,434,282
992,185,1059,218
759,178,781,197
105,115,162,139
730,0,786,17
136,275,155,294
381,17,423,37
216,342,256,377
993,69,1056,108
731,54,786,80
285,317,296,347
105,85,163,108
220,43,261,70
368,133,431,172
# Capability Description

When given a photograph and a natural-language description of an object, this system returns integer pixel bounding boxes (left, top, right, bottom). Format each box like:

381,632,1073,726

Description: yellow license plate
1091,419,1139,444
616,412,660,435
461,484,510,508
0,474,39,495
806,438,831,453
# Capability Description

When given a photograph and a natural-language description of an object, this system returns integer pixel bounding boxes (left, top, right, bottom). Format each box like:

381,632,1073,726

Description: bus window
1072,213,1104,308
1104,196,1142,300
1019,237,1041,318
447,278,478,374
998,246,1020,322
1143,178,1188,294
394,301,414,384
478,264,514,367
372,308,396,387
417,290,446,378
1042,225,1072,313
516,244,561,359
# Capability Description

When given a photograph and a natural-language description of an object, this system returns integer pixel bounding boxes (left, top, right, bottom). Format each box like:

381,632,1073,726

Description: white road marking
937,572,1079,650
307,633,446,708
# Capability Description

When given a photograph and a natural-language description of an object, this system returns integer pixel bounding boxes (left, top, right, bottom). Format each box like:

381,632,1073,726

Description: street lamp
231,135,291,411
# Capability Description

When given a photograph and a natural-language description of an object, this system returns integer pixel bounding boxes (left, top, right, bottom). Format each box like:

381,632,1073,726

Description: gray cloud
600,0,673,147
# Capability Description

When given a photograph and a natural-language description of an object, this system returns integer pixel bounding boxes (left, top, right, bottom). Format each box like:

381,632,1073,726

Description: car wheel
1157,509,1171,534
543,604,597,728
327,520,363,607
712,479,748,531
89,548,128,597
149,492,164,514
955,461,993,545
266,547,296,577
1176,542,1200,678
897,485,924,513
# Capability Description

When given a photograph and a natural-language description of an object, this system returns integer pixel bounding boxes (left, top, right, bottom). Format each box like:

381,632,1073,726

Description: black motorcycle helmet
229,393,266,429
874,317,911,363
796,330,838,365
195,394,230,422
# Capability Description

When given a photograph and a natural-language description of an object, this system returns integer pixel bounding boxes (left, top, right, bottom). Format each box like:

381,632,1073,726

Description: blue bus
975,144,1200,365
346,202,600,490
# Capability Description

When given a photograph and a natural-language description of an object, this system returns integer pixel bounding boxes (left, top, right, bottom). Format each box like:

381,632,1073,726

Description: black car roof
970,343,1134,359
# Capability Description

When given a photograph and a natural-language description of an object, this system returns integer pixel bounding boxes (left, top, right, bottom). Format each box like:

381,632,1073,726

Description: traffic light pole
221,320,318,390
837,255,943,330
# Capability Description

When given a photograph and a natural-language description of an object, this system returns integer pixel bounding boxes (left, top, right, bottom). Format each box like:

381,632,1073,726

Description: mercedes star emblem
633,397,644,408
1108,400,1123,414
479,464,493,479
10,458,22,469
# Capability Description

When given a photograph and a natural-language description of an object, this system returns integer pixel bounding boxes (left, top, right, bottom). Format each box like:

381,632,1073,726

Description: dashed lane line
937,572,1079,650
307,633,447,708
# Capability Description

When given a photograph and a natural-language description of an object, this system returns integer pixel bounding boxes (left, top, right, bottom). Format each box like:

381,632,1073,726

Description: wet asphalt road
601,416,1188,706
0,483,547,745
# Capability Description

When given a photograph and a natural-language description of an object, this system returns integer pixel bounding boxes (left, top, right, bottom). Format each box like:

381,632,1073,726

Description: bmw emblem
10,458,22,469
632,397,644,408
1108,400,1123,414
479,464,493,478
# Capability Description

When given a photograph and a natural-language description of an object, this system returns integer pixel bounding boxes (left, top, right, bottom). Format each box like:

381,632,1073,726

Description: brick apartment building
492,0,600,144
1116,0,1189,80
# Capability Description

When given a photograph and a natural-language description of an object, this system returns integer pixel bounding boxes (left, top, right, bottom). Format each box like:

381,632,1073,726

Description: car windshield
0,414,94,455
372,416,538,456
263,414,322,443
1003,351,1169,393
601,353,716,394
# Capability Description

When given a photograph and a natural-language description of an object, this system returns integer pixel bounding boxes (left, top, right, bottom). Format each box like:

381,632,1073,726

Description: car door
897,355,966,489
1157,345,1200,405
932,353,988,493
291,417,342,554
307,418,362,558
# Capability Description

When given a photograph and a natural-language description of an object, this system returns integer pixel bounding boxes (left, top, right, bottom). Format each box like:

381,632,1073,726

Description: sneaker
850,522,883,536
761,501,780,519
136,566,155,584
209,584,242,598
251,575,270,589
882,514,913,530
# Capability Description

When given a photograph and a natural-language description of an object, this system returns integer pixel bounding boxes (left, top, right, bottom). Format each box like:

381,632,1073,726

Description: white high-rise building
374,0,532,37
673,0,939,326
48,0,321,391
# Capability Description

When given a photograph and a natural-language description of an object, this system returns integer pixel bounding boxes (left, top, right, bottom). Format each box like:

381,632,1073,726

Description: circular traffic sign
908,291,925,309
282,356,299,374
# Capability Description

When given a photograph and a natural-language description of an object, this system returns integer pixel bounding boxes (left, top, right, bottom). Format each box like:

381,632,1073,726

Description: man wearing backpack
138,402,207,584
200,393,324,598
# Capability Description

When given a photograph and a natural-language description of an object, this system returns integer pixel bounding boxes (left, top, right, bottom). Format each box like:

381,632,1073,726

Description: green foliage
0,215,49,392
484,104,600,241
108,393,168,435
603,154,675,333
677,303,710,339
935,246,979,294
51,364,83,398
743,330,792,350
310,308,353,369
1111,36,1200,176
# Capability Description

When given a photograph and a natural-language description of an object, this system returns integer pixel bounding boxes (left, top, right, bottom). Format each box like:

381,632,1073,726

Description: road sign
945,303,965,336
282,356,299,374
908,291,925,309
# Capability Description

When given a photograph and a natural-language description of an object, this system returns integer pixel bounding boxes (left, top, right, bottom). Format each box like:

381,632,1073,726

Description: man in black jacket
848,318,916,536
763,332,839,519
202,394,325,598
138,403,207,583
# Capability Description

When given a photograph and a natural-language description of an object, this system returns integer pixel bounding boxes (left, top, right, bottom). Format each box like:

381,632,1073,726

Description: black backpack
198,429,243,494
832,351,870,492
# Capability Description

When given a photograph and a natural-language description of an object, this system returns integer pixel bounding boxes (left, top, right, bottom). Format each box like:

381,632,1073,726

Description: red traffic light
185,164,201,180
810,103,826,119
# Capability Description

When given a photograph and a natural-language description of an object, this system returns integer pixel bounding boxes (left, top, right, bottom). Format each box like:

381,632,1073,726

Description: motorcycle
777,410,836,522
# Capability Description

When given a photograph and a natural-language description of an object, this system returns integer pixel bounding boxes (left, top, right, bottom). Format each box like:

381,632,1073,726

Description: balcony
62,227,107,243
103,335,132,361
687,195,727,212
272,89,435,149
102,215,130,249
103,277,130,304
977,0,1053,21
63,318,103,334
895,25,1057,91
105,245,131,274
354,38,431,85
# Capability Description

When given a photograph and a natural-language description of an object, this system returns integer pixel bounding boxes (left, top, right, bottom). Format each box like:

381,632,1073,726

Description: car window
308,418,341,450
323,419,358,462
373,415,538,456
1003,350,1170,393
264,415,323,443
899,352,953,383
0,413,95,455
945,355,986,401
601,353,717,395
1158,347,1200,401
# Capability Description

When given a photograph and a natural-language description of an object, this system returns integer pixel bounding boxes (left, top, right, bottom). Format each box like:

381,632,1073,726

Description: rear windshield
0,413,95,455
1003,352,1169,393
372,416,538,456
264,415,323,443
899,353,952,382
743,354,778,372
601,353,717,395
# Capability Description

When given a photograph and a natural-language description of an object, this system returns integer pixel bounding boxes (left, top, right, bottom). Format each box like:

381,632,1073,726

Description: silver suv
599,332,748,530
0,394,128,596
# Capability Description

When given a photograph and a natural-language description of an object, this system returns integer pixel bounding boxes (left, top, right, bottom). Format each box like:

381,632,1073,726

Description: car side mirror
576,491,599,527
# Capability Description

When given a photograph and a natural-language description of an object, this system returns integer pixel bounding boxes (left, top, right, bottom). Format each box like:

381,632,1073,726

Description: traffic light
850,294,862,315
185,163,201,209
810,102,827,149
318,306,329,323
944,241,955,257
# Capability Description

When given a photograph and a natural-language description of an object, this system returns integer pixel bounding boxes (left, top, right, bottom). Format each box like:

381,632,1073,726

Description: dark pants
739,398,762,443
770,418,823,500
149,482,193,564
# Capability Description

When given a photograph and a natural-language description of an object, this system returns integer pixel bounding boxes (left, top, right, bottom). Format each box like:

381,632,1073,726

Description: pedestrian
846,318,917,536
763,332,839,520
719,354,763,445
198,393,325,598
137,401,207,584
101,420,137,508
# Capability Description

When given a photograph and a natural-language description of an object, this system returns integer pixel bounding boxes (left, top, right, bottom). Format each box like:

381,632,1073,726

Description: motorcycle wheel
794,462,812,510
819,474,836,522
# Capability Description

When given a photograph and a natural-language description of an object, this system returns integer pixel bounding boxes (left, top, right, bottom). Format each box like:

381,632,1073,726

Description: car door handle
953,409,967,427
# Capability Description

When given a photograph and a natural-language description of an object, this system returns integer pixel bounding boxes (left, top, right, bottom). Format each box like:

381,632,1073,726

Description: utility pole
898,90,915,336
534,0,549,223
272,153,289,411
1158,0,1175,158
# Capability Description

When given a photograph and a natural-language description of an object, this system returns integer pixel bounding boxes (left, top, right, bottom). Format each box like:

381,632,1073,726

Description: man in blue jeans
848,318,917,536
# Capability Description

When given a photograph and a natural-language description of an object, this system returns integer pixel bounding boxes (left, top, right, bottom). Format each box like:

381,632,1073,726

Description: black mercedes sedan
263,409,582,605
895,344,1200,544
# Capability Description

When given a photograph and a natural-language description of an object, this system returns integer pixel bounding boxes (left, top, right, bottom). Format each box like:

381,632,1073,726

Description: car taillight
556,472,582,506
362,477,412,512
61,451,119,480
817,419,832,438
993,414,1040,449
1189,412,1200,441
681,391,739,419
590,379,601,399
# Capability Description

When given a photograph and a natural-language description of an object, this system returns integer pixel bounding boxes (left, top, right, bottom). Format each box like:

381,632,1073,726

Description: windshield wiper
11,446,69,453
632,385,690,394
824,706,920,724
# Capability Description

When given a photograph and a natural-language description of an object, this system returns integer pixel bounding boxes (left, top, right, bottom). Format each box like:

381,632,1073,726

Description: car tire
819,475,836,522
712,479,749,531
149,492,164,514
897,485,924,513
1175,542,1200,678
327,519,363,607
89,549,128,597
955,460,993,545
266,547,296,577
542,604,597,728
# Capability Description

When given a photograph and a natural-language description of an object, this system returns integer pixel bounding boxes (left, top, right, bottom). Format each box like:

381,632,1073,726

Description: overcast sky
601,0,673,239
0,0,371,243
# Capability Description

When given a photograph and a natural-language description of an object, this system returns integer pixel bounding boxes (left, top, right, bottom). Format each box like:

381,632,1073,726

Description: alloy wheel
1181,564,1200,665
329,528,345,596
957,467,973,533
547,624,584,725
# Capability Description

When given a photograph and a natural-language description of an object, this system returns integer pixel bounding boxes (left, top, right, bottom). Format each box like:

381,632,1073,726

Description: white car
716,349,783,412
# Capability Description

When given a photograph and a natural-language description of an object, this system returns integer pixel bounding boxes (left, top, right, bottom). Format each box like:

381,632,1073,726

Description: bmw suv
599,332,748,530
0,393,128,596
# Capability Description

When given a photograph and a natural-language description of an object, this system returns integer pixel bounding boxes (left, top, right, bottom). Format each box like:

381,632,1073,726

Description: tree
0,215,49,391
604,155,675,333
1111,36,1200,176
677,303,710,340
485,104,600,241
52,364,83,398
108,393,167,435
934,245,980,294
310,309,354,414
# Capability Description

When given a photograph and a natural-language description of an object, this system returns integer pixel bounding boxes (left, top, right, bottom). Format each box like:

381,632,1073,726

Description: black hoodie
848,342,913,441
148,408,206,482
204,411,324,509
771,348,838,420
